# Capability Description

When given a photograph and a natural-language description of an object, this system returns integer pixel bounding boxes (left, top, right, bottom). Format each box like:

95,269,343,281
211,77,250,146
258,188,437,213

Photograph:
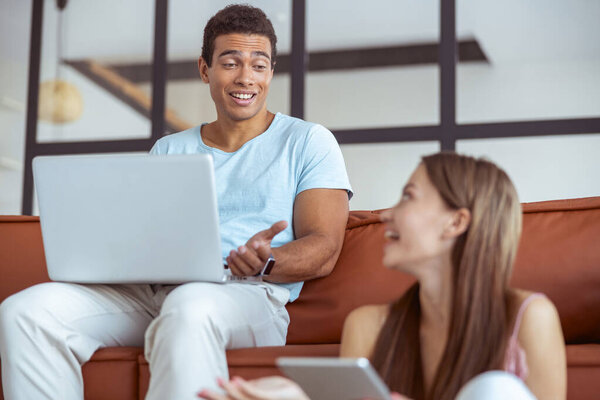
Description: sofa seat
78,344,600,400
80,345,339,400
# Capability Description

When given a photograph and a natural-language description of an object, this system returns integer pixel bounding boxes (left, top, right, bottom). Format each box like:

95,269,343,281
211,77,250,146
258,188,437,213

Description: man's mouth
230,92,256,100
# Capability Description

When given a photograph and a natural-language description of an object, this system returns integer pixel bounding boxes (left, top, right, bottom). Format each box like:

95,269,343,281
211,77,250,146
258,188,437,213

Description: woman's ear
443,208,471,239
198,57,210,83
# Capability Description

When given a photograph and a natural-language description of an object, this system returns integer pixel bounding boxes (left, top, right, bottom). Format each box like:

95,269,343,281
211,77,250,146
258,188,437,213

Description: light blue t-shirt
150,112,352,301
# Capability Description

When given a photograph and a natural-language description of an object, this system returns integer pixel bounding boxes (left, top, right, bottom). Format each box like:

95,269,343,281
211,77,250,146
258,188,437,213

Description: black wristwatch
259,254,276,276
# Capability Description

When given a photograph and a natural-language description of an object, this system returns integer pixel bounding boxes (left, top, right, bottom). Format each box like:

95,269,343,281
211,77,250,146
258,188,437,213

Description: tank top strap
510,293,545,339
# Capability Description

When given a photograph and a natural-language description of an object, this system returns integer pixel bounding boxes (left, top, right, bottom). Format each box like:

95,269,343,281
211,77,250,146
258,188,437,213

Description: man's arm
226,188,349,282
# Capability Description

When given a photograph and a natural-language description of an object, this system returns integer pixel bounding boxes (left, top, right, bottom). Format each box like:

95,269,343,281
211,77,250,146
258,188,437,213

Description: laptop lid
33,153,224,284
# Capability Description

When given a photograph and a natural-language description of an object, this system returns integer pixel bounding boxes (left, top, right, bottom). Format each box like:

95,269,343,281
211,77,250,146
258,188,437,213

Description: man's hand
226,221,288,277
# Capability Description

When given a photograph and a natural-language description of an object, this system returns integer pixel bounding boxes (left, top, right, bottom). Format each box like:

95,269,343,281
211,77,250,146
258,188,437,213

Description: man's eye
223,63,236,68
254,65,267,71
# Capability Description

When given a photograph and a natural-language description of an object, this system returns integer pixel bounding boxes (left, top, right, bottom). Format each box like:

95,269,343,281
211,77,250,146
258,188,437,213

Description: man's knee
0,288,38,330
155,283,228,333
0,283,69,336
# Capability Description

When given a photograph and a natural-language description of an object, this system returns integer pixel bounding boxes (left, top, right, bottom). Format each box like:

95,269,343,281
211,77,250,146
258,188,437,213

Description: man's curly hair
202,4,277,69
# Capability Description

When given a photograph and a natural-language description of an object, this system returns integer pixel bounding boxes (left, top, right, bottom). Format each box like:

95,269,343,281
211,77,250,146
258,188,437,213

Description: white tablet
276,357,391,400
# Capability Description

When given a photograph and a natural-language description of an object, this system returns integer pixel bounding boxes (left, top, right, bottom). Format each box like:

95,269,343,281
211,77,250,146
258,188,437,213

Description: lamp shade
38,80,83,124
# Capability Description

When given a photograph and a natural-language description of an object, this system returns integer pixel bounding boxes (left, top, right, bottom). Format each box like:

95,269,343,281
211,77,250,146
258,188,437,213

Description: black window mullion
151,0,168,140
439,0,457,151
290,0,307,119
22,0,44,215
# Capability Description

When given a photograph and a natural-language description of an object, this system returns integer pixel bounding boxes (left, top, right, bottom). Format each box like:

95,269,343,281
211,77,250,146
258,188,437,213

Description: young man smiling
0,4,352,400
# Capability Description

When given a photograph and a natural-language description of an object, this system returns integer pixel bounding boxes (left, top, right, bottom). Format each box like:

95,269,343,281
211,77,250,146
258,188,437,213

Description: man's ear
198,57,210,83
443,208,471,239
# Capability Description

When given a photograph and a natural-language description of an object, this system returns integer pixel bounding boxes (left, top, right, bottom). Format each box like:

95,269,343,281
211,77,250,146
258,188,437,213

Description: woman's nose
379,209,391,222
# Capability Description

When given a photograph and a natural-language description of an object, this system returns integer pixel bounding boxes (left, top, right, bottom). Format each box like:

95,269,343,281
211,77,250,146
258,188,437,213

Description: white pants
0,281,290,400
456,371,537,400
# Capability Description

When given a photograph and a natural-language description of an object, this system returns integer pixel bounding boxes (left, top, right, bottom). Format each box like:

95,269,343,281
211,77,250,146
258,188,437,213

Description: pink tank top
503,293,545,380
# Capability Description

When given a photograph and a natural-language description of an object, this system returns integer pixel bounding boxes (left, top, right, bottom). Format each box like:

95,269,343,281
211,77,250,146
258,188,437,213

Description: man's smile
229,91,257,105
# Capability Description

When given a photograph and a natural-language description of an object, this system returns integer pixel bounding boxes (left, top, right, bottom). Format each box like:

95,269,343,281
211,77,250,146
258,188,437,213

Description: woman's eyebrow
403,183,416,192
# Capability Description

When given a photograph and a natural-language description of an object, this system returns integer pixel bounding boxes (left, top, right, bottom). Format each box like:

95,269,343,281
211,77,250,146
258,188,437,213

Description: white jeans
0,281,290,400
456,371,537,400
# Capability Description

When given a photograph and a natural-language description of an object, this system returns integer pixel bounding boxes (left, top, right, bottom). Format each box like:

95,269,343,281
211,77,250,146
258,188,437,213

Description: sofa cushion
286,211,415,344
513,197,600,344
82,347,140,400
136,345,339,399
287,197,600,345
1,197,599,346
82,343,600,400
566,344,600,400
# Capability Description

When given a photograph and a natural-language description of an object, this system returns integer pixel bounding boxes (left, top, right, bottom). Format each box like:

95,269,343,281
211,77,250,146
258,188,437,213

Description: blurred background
1,0,599,214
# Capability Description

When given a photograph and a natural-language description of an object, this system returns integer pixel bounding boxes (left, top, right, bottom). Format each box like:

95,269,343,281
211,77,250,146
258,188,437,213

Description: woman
200,152,566,400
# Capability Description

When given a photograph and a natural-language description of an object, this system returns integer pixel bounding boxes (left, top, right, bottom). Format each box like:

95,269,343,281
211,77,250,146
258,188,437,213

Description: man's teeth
384,231,400,240
232,93,254,100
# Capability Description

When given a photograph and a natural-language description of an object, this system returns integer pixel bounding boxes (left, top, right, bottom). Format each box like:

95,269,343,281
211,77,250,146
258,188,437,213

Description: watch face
263,256,276,275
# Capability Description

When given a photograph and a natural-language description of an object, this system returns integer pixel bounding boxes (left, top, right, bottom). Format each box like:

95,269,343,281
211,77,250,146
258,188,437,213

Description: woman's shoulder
346,304,389,324
507,289,562,343
340,304,389,358
508,290,556,322
506,292,566,398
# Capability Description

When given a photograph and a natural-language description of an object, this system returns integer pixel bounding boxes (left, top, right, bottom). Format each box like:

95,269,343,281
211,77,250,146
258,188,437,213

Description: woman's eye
401,192,411,201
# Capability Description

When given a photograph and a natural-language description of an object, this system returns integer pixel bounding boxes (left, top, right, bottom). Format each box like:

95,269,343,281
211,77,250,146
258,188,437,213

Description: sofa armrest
0,216,50,304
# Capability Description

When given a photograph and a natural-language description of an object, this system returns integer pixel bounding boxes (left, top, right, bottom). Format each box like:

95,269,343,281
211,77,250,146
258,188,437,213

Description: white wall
1,0,599,214
157,57,600,209
457,60,600,123
457,134,600,203
36,2,152,142
0,0,31,214
36,66,151,143
340,142,441,210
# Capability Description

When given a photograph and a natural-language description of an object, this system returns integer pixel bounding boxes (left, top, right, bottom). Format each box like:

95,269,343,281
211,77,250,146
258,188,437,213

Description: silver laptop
33,153,226,284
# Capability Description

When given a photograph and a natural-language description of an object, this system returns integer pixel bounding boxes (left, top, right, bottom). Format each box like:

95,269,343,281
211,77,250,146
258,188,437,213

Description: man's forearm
266,233,343,283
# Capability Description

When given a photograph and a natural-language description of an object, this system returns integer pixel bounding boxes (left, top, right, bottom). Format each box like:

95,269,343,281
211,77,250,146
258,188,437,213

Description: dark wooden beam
30,139,156,155
331,118,600,145
93,39,487,84
65,60,191,132
455,118,600,140
333,126,441,144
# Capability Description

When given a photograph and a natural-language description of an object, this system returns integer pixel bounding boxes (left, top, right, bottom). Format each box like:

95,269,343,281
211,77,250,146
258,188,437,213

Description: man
0,4,352,400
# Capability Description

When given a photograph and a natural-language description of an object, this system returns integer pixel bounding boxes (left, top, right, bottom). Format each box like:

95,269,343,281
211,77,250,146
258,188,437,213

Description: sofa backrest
286,197,600,345
513,197,600,344
2,197,599,346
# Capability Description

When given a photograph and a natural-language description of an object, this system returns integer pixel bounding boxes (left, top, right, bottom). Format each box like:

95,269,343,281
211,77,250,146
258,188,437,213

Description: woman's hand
390,392,412,400
198,376,310,400
362,392,410,400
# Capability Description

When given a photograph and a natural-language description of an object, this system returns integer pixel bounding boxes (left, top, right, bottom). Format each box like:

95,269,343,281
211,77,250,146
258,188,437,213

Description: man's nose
234,65,254,86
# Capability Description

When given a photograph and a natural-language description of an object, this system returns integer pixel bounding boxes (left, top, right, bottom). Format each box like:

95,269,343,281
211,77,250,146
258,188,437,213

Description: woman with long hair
200,152,566,400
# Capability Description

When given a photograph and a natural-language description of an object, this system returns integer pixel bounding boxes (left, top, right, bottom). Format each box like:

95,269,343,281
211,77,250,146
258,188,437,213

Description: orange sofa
1,197,600,400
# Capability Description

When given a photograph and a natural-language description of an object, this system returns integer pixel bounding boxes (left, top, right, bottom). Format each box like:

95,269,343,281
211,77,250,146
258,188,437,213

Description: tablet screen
277,357,391,400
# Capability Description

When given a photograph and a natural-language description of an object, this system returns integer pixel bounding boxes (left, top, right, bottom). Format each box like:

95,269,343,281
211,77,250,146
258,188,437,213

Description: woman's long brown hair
370,152,522,400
